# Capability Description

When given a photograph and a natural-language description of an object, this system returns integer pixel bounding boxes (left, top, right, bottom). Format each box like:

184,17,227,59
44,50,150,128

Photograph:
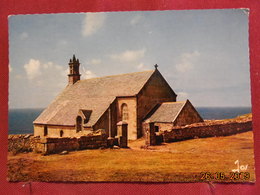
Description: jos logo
232,160,248,172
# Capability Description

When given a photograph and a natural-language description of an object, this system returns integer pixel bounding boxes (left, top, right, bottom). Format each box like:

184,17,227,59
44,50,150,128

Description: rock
99,146,106,150
113,145,120,149
24,134,31,139
140,145,149,149
60,150,69,155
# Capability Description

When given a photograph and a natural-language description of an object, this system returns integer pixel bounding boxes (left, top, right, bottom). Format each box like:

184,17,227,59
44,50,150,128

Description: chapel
34,55,203,140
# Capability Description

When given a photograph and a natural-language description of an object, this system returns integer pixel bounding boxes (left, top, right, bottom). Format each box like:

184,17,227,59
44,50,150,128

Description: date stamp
199,172,250,181
196,160,250,181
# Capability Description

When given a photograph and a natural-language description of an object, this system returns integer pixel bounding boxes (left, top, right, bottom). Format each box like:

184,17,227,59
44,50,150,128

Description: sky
8,9,251,109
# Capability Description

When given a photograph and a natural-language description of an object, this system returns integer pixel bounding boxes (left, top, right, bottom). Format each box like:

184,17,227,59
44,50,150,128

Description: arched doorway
44,125,48,136
60,130,64,137
76,116,82,132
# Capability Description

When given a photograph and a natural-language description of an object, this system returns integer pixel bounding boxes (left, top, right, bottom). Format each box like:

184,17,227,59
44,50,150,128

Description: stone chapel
34,55,203,140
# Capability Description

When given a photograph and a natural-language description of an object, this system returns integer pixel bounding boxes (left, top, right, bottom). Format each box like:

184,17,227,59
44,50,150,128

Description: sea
8,107,252,135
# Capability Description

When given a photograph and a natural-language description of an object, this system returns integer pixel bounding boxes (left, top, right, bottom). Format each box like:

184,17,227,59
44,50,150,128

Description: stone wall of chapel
174,102,203,126
93,100,117,137
137,71,176,138
117,97,137,140
34,124,92,138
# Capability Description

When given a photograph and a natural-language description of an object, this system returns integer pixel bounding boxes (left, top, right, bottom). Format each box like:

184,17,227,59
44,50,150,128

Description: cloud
130,15,143,25
24,59,64,80
62,68,69,77
82,13,106,37
137,63,144,70
137,63,149,71
82,66,97,79
24,59,41,80
175,51,200,73
43,62,63,71
87,59,102,65
20,32,28,40
9,64,13,73
43,62,53,69
109,49,146,62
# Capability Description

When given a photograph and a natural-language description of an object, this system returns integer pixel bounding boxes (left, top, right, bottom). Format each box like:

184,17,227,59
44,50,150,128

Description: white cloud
83,70,96,79
22,58,68,102
54,65,63,70
24,59,41,80
130,15,143,25
9,64,13,72
87,59,102,65
20,32,28,40
43,62,54,69
175,51,200,73
24,59,64,81
137,63,149,71
177,92,189,101
137,63,144,70
82,66,97,79
17,59,69,108
62,68,69,77
109,49,146,62
82,13,106,37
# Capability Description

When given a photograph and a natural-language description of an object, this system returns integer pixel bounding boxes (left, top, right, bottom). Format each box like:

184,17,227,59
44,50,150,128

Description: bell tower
68,54,81,85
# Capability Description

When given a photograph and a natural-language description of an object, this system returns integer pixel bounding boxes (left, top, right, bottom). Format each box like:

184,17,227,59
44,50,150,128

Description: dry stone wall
161,120,252,143
145,117,252,145
35,133,107,154
8,131,108,155
8,134,39,154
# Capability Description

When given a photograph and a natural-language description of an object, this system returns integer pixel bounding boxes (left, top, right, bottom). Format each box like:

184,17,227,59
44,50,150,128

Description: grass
7,130,255,183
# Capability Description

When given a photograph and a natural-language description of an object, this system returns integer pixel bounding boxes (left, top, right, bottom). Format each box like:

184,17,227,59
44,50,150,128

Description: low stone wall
8,134,37,154
161,120,252,143
8,130,109,155
35,133,108,154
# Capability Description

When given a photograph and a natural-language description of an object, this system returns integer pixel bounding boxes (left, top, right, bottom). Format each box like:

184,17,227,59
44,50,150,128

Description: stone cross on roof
154,64,158,69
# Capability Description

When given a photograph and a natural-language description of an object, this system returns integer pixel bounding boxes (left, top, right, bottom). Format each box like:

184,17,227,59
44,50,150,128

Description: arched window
121,103,129,121
76,116,82,132
60,130,64,137
155,126,159,132
44,125,48,136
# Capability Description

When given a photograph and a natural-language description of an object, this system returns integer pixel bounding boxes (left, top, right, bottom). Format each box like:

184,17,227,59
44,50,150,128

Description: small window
155,126,159,132
44,125,48,136
76,116,82,132
121,103,129,121
60,130,64,137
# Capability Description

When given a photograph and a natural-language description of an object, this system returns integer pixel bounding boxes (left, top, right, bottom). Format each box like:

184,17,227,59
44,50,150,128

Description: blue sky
8,9,250,108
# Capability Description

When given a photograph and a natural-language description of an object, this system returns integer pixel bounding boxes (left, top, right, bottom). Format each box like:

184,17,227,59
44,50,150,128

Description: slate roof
34,70,155,126
145,101,187,123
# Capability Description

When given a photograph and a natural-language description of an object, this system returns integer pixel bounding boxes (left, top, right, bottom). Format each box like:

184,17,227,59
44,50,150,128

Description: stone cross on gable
154,64,158,69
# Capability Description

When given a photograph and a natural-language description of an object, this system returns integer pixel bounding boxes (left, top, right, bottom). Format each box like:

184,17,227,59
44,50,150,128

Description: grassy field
7,113,255,183
7,131,255,183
